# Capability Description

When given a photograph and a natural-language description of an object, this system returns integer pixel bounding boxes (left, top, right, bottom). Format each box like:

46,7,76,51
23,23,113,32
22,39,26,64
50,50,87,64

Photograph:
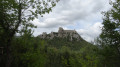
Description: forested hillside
1,35,101,67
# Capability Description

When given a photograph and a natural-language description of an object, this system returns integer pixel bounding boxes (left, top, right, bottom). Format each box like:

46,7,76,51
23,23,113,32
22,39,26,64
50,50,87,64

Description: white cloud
31,0,111,42
77,22,103,42
32,0,110,28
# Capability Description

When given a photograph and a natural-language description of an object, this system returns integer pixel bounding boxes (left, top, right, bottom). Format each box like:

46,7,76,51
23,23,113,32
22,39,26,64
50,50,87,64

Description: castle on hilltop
38,27,82,41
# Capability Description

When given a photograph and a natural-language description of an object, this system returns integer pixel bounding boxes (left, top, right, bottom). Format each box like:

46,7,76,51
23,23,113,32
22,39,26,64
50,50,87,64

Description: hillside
32,36,99,67
38,36,91,51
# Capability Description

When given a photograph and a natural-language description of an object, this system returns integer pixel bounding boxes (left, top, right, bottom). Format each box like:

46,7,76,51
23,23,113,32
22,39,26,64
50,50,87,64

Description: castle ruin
38,27,82,41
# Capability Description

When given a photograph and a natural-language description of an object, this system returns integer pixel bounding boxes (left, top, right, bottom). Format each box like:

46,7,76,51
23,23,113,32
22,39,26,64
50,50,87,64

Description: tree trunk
5,37,13,67
5,2,22,67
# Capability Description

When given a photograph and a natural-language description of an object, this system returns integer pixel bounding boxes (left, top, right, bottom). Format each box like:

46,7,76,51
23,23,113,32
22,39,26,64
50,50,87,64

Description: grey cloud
32,0,110,42
32,0,109,28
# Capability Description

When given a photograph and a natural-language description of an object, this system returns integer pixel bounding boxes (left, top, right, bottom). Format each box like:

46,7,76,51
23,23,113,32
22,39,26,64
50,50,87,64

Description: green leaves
94,0,120,67
101,0,120,45
0,0,60,67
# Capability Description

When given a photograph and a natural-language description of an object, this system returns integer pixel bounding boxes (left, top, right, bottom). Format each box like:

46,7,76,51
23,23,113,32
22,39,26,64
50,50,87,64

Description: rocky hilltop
38,27,82,41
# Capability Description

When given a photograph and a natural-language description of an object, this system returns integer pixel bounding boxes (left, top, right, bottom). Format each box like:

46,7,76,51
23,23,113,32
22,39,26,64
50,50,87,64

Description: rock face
38,27,82,41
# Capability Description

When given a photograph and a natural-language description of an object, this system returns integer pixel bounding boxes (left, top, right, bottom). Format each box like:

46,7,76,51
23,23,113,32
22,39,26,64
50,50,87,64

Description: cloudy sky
32,0,111,42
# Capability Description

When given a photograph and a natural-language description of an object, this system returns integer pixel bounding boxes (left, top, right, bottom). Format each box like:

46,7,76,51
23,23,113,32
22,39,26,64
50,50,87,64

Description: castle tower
42,32,47,38
58,27,64,33
58,27,64,37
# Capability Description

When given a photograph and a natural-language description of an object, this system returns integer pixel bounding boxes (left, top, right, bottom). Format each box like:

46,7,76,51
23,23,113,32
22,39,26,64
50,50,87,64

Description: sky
32,0,111,42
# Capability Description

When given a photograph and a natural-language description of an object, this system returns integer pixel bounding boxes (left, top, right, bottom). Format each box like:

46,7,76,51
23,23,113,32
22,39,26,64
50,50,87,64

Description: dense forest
0,0,120,67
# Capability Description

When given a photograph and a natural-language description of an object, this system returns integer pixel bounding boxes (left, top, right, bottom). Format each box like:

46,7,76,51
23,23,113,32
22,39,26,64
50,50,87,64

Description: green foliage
94,0,120,67
0,27,106,67
0,0,59,67
2,33,100,67
10,33,47,67
34,37,101,67
44,37,90,51
100,0,120,46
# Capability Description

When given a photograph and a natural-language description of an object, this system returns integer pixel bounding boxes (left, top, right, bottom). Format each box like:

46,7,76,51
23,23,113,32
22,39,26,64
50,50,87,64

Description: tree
0,0,59,67
100,0,120,55
96,0,120,66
